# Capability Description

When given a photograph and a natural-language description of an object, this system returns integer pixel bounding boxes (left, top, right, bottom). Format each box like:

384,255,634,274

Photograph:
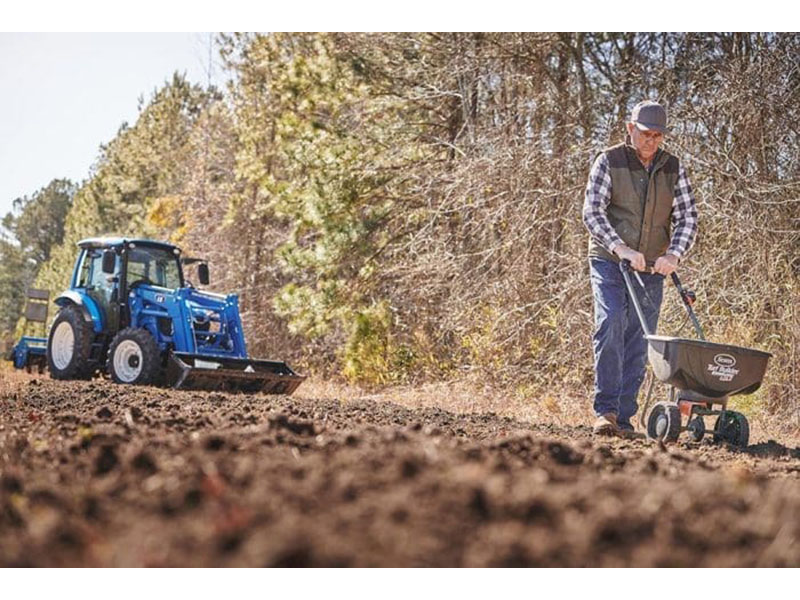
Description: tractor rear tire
107,327,162,386
647,402,682,443
47,304,94,380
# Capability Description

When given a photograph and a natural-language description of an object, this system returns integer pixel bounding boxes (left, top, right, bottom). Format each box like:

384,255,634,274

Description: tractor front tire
47,304,94,380
107,327,162,386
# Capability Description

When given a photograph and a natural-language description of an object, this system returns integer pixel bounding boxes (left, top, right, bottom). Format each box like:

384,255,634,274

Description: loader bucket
166,352,305,394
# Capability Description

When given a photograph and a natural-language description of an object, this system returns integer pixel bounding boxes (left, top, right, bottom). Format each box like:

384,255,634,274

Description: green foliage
3,179,75,264
0,240,28,334
0,179,74,336
341,301,393,384
222,33,416,381
274,280,345,339
30,73,214,310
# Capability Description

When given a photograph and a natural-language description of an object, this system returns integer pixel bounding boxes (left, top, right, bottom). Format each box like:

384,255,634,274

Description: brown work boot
593,413,618,436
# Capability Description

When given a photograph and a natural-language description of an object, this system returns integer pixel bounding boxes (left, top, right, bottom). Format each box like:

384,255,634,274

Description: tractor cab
124,244,184,291
71,238,185,333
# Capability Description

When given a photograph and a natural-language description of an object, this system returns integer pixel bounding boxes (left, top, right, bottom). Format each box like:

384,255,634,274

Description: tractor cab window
126,246,183,290
77,250,113,292
89,254,110,289
76,250,92,287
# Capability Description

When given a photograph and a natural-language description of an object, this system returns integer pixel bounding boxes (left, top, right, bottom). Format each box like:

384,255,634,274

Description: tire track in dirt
1,379,799,566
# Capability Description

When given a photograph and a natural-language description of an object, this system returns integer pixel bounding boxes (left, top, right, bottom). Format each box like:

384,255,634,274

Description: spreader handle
670,272,706,340
620,260,653,337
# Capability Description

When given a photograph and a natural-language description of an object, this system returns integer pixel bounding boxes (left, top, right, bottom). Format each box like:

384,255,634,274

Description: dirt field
1,374,799,567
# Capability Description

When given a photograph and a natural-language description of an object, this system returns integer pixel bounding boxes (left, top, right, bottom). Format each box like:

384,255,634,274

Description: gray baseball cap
631,100,669,133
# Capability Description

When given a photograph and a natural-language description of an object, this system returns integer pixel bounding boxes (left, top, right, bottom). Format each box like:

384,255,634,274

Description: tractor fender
54,291,104,333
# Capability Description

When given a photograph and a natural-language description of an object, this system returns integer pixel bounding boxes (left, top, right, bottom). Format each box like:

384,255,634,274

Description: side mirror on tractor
198,263,209,286
102,250,116,274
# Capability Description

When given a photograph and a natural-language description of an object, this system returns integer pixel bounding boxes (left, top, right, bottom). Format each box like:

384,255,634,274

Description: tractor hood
129,285,249,359
131,285,305,394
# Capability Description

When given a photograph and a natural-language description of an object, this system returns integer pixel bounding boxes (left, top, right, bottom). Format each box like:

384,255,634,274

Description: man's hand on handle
613,245,646,272
614,245,679,275
653,254,679,276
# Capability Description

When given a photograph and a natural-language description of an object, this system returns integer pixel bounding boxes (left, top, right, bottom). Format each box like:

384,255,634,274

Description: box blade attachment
166,351,304,394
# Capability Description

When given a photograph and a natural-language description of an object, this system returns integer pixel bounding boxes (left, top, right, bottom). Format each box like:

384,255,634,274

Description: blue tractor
13,237,304,394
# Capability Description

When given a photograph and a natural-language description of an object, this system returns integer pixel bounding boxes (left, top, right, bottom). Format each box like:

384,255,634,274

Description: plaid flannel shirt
582,152,698,259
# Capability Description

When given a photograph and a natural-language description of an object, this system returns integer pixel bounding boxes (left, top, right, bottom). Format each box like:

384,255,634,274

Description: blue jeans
590,257,664,430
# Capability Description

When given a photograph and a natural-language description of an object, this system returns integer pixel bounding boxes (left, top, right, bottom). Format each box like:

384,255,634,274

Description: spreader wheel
713,411,749,448
687,417,706,443
647,402,681,443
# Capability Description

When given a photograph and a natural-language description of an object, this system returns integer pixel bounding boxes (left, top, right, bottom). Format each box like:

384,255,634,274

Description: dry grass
298,376,591,428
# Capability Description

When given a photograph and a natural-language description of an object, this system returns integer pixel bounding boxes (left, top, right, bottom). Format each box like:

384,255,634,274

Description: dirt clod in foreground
1,379,799,567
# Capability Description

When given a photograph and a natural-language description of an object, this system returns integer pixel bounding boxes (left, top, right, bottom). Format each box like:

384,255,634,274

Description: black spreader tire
107,327,162,386
713,411,750,448
687,416,706,443
47,304,94,380
647,402,682,442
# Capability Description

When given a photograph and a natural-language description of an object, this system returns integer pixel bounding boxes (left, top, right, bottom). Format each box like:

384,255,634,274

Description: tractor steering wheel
128,278,154,289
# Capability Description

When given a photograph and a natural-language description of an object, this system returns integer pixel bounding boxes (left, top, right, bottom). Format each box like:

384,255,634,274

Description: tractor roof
77,237,181,253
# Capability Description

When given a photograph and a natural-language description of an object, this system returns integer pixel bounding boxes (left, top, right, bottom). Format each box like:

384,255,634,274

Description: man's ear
626,122,634,137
